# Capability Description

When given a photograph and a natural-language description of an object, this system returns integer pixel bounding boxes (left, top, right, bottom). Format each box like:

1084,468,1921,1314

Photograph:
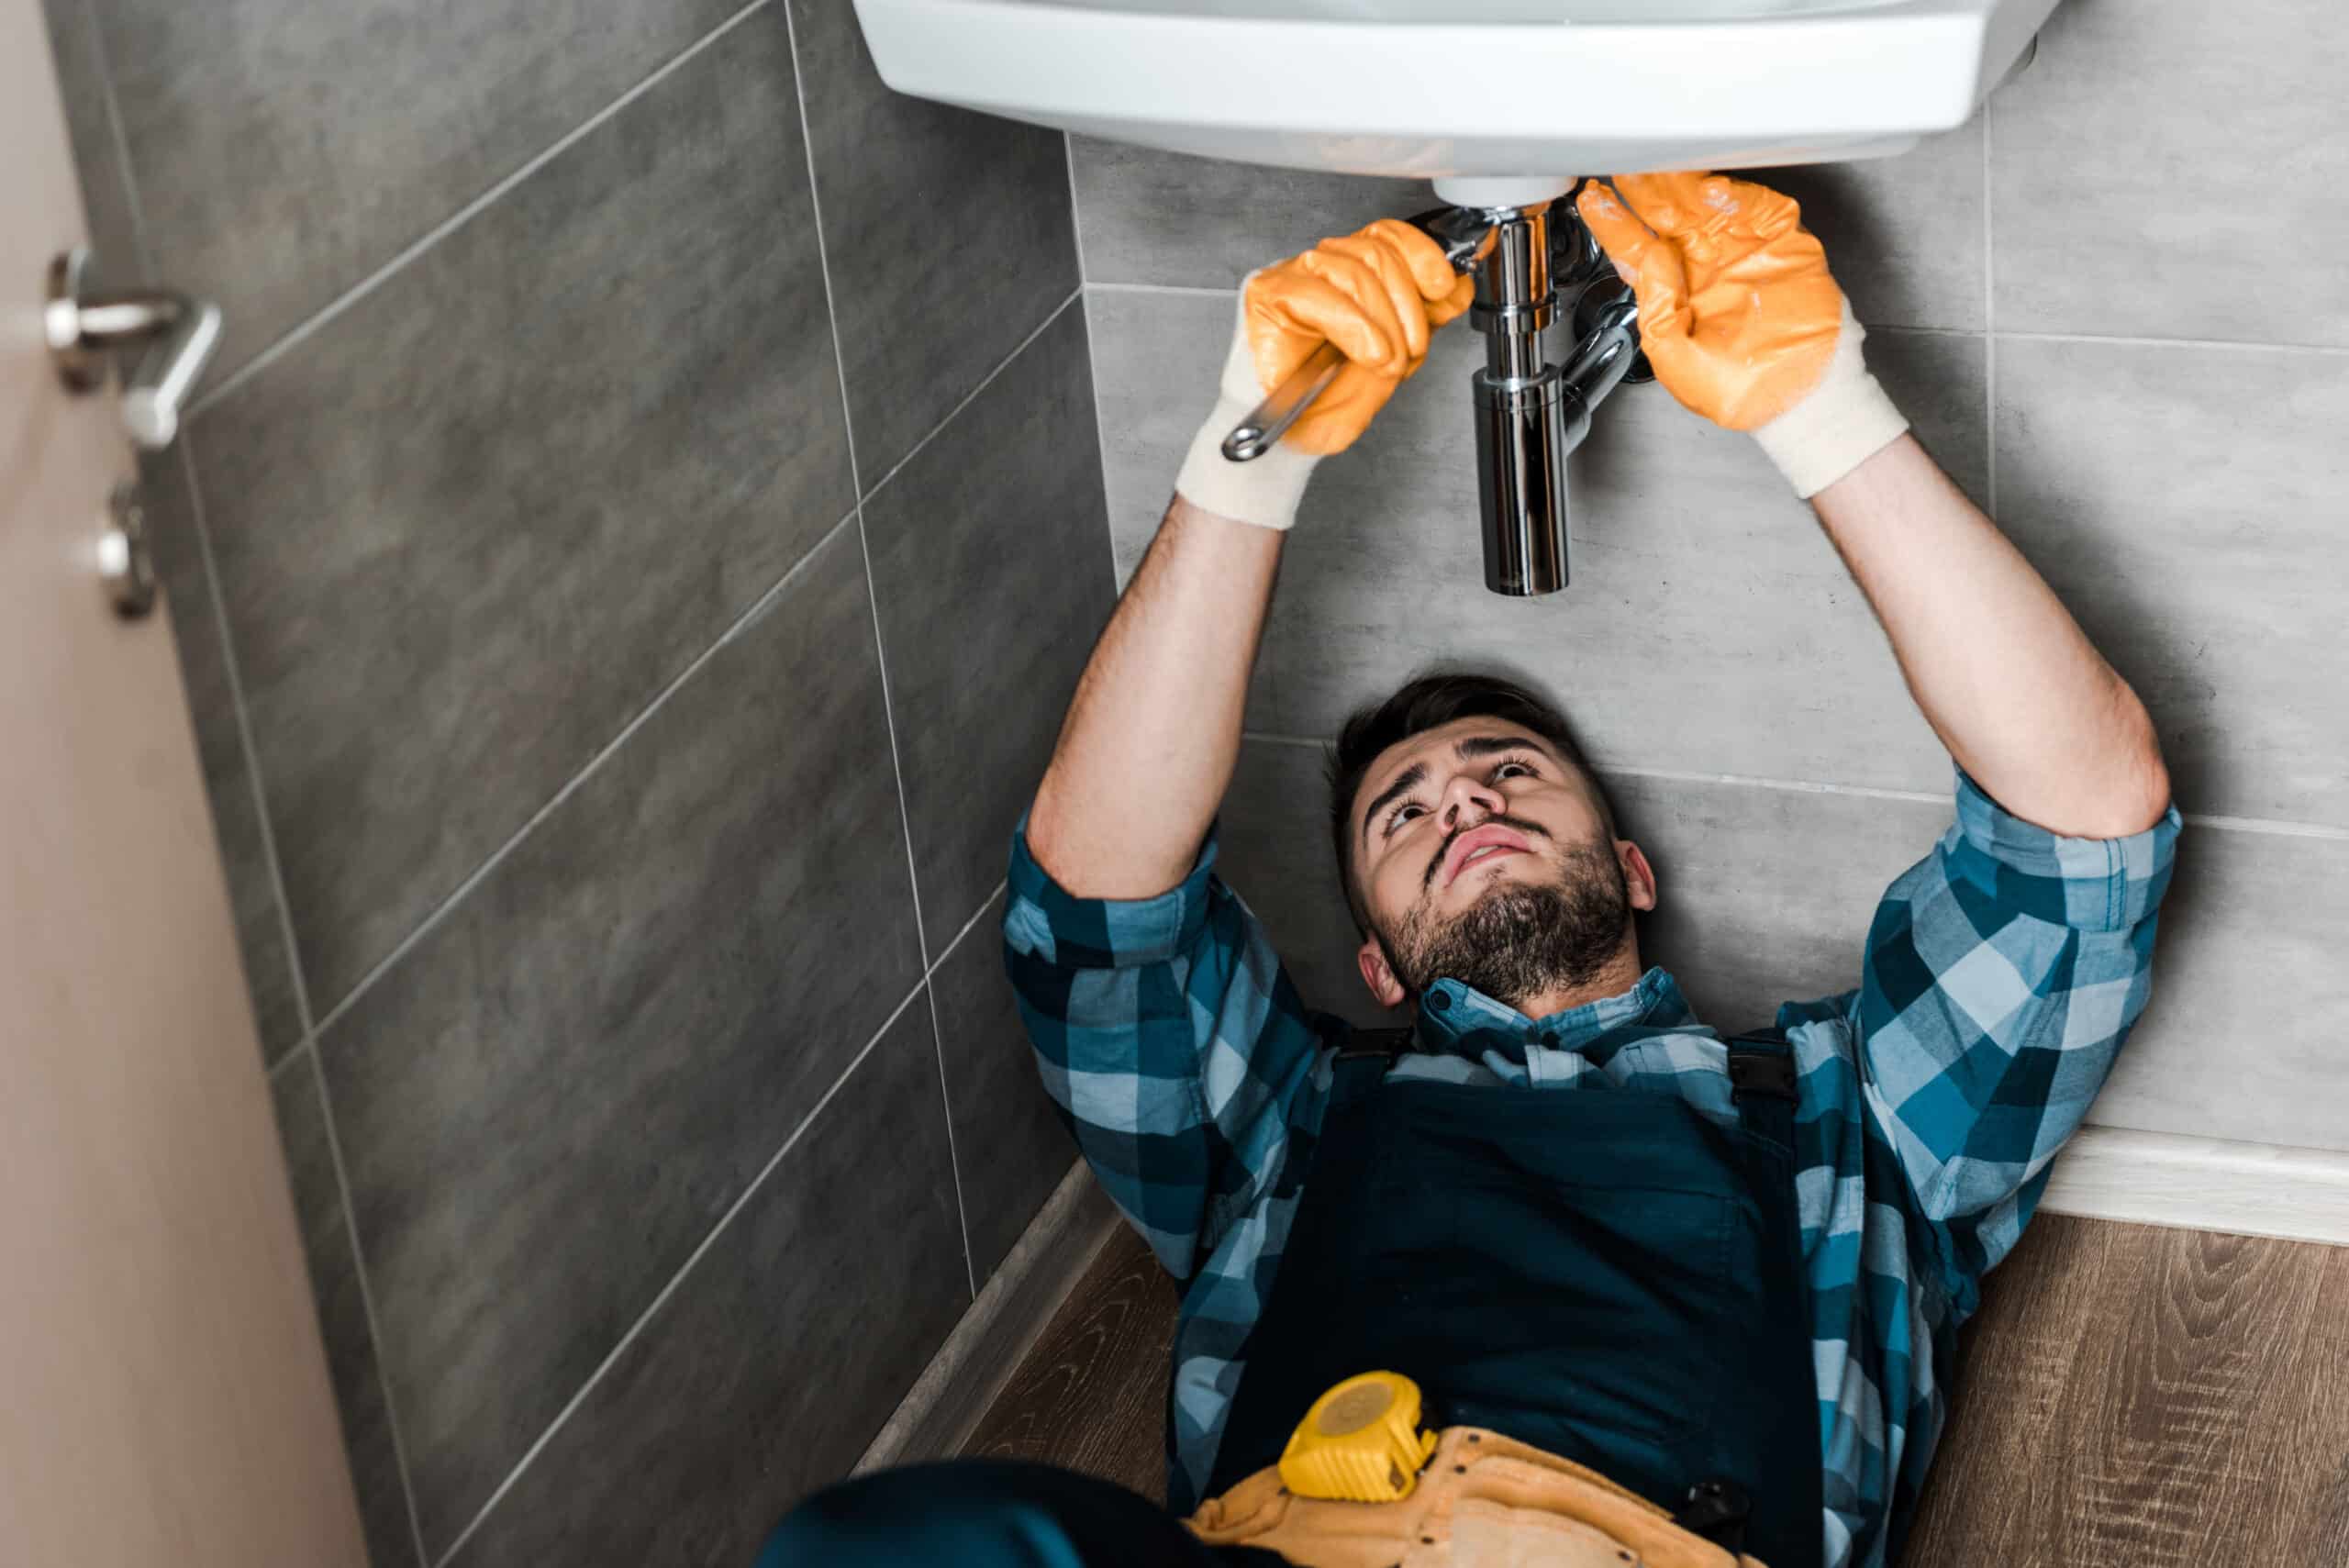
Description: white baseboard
857,1162,1124,1473
2039,1124,2349,1247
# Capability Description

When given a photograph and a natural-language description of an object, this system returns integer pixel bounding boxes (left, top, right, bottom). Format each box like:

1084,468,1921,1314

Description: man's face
1346,717,1655,1013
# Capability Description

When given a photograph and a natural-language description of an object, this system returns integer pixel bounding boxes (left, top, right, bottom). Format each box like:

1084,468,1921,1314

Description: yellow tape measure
1277,1372,1441,1502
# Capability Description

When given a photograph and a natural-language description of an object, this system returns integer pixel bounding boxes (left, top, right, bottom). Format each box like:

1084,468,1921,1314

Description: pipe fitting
1460,193,1643,597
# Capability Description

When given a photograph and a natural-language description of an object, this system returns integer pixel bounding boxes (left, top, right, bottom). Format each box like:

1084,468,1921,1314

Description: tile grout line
308,507,859,1041
299,1039,434,1568
919,976,978,1293
776,0,972,1300
1238,730,2349,840
1982,86,1998,517
1084,280,1236,300
2180,812,2349,844
429,982,927,1568
1867,324,1984,341
185,0,777,421
1987,328,2349,358
1589,762,1948,805
930,878,1011,975
172,435,319,1042
1062,137,1123,604
76,0,158,284
856,287,1084,508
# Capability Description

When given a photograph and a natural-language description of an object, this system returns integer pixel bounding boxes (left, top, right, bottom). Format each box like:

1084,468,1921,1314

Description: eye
1494,759,1538,781
1381,800,1426,836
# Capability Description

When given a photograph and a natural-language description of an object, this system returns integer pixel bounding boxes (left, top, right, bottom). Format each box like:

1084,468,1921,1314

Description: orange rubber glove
1575,172,1909,498
1175,218,1475,531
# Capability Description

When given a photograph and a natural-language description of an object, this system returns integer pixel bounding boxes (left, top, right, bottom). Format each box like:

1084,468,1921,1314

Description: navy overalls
763,1026,1824,1568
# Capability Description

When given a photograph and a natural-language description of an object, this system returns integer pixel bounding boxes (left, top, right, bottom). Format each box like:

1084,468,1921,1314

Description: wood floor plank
960,1224,1176,1503
1904,1216,2349,1568
1901,1213,2127,1564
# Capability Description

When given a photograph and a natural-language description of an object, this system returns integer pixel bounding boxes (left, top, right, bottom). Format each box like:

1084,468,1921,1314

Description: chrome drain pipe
1221,189,1643,596
1467,198,1641,596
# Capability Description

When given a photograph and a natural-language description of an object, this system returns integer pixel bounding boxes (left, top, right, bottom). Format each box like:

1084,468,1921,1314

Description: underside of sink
852,0,2056,195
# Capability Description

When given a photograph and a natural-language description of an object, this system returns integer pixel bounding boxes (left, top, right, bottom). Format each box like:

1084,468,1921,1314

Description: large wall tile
864,306,1115,955
791,0,1080,480
931,887,1076,1282
271,1050,419,1568
1601,771,1945,1032
1219,743,2349,1152
90,0,744,375
1093,284,1984,786
317,524,924,1554
2086,819,2349,1154
1069,139,1427,289
1995,338,2349,827
146,445,306,1060
195,9,854,1011
1989,0,2349,346
1755,114,1985,332
442,1003,966,1566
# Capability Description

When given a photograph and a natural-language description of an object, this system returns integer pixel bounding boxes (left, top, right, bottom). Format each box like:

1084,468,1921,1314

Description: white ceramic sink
852,0,2056,206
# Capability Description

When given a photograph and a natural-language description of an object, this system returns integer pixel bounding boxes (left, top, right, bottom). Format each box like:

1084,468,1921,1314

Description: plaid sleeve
1854,766,2181,1275
1000,810,1330,1283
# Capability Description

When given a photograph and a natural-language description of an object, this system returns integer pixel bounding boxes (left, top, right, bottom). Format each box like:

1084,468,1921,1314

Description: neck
1451,940,1647,1026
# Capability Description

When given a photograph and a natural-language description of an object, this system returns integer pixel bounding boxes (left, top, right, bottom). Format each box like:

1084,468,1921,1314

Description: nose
1439,770,1506,834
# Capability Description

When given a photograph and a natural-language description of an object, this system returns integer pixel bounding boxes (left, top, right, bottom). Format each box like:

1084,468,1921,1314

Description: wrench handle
1219,340,1346,462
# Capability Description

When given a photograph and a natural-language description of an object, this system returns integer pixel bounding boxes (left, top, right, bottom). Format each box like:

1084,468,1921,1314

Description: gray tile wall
41,0,1103,1561
1072,0,2349,1157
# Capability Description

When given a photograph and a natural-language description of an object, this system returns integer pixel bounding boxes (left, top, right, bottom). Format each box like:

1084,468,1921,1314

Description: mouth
1442,824,1533,888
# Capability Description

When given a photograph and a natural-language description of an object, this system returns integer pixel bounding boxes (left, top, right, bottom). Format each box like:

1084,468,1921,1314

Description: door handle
45,247,222,450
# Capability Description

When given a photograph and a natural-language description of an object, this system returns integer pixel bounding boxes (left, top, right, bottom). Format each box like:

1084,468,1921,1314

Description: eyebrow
1358,735,1545,847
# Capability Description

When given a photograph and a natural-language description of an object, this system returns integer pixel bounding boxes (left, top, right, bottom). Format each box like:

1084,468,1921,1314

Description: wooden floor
963,1216,2349,1565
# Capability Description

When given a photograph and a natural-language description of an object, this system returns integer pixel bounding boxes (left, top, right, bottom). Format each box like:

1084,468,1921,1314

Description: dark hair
1323,671,1612,937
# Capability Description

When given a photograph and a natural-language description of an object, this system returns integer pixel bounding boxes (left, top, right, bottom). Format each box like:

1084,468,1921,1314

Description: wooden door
1,0,372,1560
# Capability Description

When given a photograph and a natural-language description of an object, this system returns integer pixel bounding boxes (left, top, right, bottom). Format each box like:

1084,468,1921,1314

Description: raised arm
1810,436,2167,836
1576,172,2167,836
1026,220,1473,895
1024,499,1280,897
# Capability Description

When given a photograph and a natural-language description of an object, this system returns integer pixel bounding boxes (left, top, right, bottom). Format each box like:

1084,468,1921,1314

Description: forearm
1025,495,1282,897
1813,434,2170,837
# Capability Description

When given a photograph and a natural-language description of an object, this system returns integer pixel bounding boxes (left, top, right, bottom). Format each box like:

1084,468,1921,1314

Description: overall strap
1331,1025,1410,1107
1723,1025,1798,1151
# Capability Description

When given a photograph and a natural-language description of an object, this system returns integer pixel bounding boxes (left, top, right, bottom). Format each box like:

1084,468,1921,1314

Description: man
764,173,2178,1568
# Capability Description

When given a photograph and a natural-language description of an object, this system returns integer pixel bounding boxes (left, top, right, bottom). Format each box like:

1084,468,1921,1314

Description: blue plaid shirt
1002,768,2179,1568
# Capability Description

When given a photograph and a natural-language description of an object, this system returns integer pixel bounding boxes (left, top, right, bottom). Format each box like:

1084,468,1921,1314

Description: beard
1376,837,1632,1013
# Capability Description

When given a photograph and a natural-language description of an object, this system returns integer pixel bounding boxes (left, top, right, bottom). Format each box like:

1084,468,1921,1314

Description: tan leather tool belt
1184,1427,1772,1568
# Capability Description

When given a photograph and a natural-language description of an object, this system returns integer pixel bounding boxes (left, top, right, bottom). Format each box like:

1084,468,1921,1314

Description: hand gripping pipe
1224,192,1645,596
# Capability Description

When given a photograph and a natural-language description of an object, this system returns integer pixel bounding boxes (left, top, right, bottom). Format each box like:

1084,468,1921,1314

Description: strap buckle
1337,1026,1412,1062
1672,1477,1753,1548
1724,1040,1798,1105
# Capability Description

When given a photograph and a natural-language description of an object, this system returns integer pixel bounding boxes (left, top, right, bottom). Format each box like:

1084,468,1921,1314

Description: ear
1619,840,1658,913
1357,935,1409,1009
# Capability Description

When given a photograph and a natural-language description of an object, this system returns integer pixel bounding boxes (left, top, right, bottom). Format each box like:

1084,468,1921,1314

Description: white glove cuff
1751,301,1911,500
1174,392,1323,532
